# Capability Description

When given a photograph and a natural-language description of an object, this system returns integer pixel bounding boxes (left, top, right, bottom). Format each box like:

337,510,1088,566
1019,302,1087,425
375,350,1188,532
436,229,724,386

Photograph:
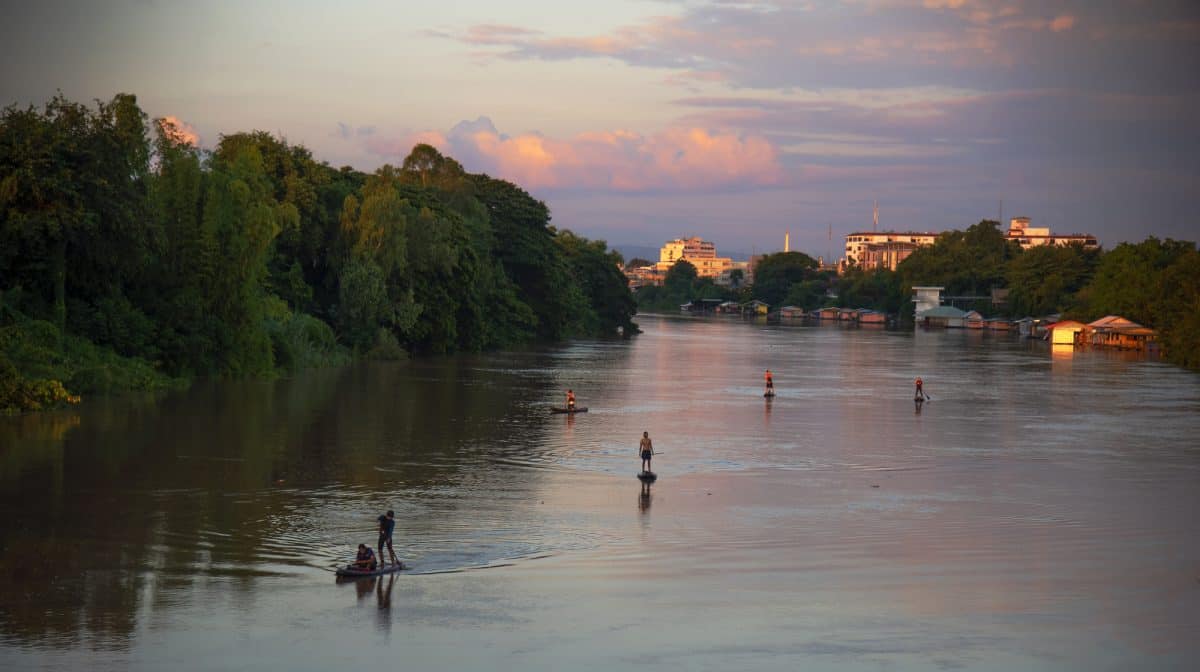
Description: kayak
336,562,405,578
550,407,588,414
637,471,657,483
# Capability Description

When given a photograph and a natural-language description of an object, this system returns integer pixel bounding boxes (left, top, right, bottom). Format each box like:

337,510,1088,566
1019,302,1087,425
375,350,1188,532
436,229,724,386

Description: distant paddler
566,389,576,411
639,431,654,474
764,369,775,396
914,377,928,401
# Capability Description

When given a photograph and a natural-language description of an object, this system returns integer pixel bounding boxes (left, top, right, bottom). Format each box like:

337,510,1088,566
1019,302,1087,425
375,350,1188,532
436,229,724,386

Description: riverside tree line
636,220,1200,370
0,93,637,411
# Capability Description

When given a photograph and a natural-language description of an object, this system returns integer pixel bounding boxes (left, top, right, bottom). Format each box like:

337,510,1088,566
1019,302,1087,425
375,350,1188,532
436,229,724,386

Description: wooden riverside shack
1046,320,1087,346
1086,315,1159,352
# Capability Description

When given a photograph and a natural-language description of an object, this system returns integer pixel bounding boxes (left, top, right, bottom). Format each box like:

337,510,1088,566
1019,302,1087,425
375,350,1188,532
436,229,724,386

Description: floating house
778,306,805,319
984,318,1012,332
816,307,841,321
743,300,770,316
857,310,886,324
838,308,859,322
716,301,741,315
1086,315,1158,351
1046,320,1087,346
963,311,984,329
921,305,967,328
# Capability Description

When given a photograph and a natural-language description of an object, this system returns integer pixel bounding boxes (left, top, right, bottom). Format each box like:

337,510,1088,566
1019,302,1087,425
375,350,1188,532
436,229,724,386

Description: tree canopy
0,93,638,410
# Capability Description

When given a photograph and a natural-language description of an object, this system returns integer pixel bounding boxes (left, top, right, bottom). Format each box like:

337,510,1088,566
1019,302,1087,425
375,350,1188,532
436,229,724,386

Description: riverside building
1005,217,1098,249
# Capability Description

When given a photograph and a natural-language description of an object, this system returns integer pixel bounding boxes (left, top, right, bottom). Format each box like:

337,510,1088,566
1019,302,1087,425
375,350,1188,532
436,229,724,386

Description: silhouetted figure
914,377,927,401
639,481,652,512
639,431,653,473
378,510,398,567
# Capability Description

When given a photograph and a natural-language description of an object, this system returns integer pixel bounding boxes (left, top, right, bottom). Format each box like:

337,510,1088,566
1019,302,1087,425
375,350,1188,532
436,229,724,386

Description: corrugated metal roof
921,306,967,318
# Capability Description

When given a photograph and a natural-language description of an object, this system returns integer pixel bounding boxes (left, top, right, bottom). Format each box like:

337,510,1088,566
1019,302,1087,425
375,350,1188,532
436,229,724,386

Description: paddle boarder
354,544,378,571
378,510,398,567
639,431,654,473
566,389,576,411
764,369,774,395
914,377,926,401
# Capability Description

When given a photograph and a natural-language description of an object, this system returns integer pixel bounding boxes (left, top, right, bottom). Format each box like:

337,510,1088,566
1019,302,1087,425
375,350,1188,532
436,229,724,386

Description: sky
2,0,1198,257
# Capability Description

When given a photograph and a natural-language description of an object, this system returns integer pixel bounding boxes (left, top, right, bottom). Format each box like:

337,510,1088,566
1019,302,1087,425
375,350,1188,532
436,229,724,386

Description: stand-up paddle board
637,471,657,483
550,407,588,414
336,562,405,578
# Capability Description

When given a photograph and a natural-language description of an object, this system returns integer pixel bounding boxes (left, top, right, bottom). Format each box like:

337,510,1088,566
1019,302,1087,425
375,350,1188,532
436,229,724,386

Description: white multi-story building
842,231,939,271
1005,217,1098,249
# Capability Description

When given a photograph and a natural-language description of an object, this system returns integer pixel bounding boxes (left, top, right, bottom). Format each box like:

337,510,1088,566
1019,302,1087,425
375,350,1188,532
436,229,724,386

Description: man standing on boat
639,431,654,473
764,369,774,395
377,510,398,567
566,389,576,411
914,377,926,401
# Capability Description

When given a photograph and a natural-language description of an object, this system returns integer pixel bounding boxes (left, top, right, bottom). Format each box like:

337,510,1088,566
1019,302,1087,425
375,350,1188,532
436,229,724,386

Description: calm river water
2,314,1198,671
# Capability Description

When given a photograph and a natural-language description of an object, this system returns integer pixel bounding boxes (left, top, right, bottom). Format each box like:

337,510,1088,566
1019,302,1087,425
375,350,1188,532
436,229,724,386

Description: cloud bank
362,117,783,193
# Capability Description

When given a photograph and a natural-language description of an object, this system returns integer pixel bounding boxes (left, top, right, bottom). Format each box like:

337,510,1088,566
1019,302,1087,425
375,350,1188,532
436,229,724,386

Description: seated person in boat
354,544,378,571
566,389,576,410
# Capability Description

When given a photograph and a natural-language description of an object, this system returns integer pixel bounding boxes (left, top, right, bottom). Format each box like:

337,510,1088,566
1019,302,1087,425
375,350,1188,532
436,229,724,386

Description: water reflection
2,317,1198,669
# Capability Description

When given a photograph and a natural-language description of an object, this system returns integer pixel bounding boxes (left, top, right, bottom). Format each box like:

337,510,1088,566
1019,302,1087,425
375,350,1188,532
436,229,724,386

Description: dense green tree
663,259,699,298
1005,243,1098,317
0,94,151,341
750,251,819,307
1154,247,1200,369
1077,238,1193,325
2,90,644,407
556,230,638,336
898,220,1019,298
834,268,904,313
469,173,586,341
728,268,745,289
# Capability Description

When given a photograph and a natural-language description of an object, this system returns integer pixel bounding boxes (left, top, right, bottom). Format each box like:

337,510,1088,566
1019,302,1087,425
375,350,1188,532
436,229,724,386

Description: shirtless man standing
639,431,654,473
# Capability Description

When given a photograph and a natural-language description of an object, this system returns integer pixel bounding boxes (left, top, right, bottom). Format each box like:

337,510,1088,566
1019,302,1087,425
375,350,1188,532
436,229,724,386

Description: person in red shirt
764,369,774,395
914,377,926,400
566,389,576,410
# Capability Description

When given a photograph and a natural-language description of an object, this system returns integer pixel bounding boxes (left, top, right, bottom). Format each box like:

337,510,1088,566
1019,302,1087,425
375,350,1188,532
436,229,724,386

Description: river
2,314,1198,671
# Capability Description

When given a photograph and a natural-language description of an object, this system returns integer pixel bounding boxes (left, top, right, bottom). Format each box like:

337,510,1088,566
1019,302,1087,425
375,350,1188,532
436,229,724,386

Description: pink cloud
1050,15,1077,32
365,119,783,193
157,115,199,147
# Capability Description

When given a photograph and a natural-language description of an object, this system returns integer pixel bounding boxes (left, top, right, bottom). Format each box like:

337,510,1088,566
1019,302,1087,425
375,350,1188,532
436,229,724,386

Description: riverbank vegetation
634,220,1199,370
0,93,637,411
